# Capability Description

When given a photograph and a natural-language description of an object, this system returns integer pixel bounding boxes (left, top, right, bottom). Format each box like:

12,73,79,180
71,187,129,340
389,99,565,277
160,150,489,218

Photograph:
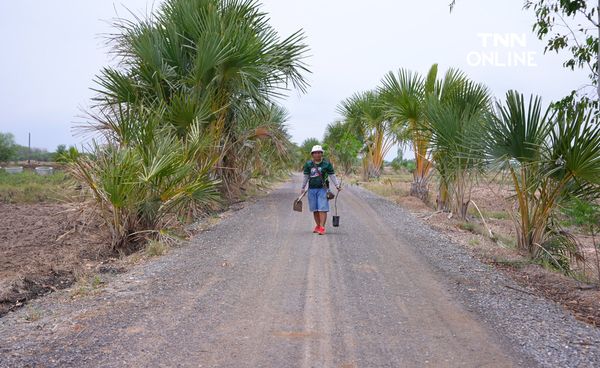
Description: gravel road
1,175,600,367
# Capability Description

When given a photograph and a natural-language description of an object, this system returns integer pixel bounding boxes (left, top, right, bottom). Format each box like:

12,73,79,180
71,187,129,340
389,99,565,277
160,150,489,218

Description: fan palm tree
425,74,492,218
67,107,221,251
380,65,435,200
93,0,310,196
485,91,600,270
69,0,310,250
382,64,476,203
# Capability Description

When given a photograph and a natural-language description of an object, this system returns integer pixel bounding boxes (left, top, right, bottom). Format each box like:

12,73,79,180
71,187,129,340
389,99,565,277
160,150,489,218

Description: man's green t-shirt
303,160,335,189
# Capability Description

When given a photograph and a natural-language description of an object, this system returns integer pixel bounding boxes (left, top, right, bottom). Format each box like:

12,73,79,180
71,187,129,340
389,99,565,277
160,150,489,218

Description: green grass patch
457,222,476,232
494,233,517,249
0,170,75,203
486,211,510,220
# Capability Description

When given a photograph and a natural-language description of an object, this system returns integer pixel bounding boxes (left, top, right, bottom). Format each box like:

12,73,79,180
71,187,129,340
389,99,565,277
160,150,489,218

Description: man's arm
326,162,341,189
301,174,309,191
301,162,310,192
328,174,340,189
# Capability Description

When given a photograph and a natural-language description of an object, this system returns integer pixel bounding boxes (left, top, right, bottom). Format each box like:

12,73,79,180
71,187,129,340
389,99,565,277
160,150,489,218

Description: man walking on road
300,145,341,235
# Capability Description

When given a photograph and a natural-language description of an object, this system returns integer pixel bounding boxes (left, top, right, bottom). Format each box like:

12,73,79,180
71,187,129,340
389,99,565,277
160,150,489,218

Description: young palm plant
425,74,492,218
486,91,600,271
67,108,220,251
70,0,310,251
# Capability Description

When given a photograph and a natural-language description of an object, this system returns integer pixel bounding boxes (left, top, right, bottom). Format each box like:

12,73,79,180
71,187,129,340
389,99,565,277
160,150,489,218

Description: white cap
311,145,324,153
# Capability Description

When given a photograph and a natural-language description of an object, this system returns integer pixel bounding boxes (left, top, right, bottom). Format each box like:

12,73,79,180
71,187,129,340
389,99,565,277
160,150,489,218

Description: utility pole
28,132,31,166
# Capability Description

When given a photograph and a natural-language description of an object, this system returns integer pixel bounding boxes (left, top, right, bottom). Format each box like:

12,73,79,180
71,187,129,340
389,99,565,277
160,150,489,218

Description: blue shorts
307,188,329,212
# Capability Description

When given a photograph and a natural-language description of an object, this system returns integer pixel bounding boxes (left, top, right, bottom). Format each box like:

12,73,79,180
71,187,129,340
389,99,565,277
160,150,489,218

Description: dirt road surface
2,175,600,367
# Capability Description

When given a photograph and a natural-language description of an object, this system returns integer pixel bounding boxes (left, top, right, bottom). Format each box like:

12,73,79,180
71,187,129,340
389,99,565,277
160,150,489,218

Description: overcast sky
0,0,589,156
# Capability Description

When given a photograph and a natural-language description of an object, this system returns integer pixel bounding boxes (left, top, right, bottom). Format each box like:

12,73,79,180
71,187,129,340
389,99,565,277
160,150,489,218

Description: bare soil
494,263,600,327
0,203,112,316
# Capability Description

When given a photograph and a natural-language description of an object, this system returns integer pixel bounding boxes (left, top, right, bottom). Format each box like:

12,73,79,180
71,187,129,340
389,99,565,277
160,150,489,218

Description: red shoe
313,225,320,233
317,226,326,235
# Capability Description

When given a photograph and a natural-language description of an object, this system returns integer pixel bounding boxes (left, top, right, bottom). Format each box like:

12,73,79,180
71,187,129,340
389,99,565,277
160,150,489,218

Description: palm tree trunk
436,178,450,211
410,137,430,202
361,156,369,181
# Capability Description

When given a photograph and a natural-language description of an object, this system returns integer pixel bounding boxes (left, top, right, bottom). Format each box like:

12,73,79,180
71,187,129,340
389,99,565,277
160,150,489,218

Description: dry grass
145,240,169,257
23,306,43,322
70,274,106,299
0,170,77,204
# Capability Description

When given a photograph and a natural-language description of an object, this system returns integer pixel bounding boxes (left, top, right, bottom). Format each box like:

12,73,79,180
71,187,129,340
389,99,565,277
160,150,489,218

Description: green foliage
323,121,362,175
424,70,492,217
562,197,600,283
562,197,600,230
0,133,17,162
53,144,73,163
66,110,221,251
13,145,54,162
90,0,310,196
485,90,600,271
391,157,416,173
379,64,439,200
337,90,394,179
0,170,74,203
68,0,310,250
525,0,600,109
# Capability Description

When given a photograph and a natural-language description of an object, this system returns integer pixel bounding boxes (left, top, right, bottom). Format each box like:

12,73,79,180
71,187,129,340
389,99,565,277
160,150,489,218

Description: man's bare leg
319,212,327,227
313,212,320,226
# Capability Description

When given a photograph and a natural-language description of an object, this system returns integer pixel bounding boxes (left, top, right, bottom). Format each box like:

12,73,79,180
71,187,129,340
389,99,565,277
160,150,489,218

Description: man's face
311,151,323,161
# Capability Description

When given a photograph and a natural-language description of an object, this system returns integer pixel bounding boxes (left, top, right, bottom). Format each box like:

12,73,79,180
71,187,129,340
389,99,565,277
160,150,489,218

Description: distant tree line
0,132,72,163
